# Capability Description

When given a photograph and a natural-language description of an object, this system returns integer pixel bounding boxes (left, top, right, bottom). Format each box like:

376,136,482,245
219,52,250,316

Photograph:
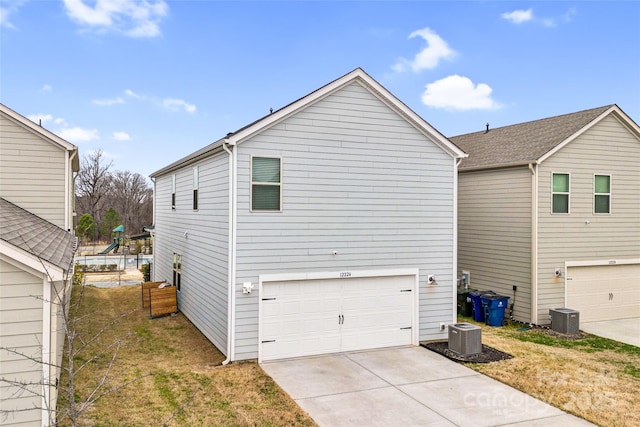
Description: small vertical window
193,166,199,211
594,175,611,214
251,157,281,211
552,173,570,214
171,174,176,210
173,253,182,291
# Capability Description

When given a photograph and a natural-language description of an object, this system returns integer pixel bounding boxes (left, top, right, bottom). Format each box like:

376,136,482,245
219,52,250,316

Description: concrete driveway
262,346,594,427
580,318,640,347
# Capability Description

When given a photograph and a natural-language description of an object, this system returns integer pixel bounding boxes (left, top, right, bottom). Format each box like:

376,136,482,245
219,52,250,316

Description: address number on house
339,271,352,278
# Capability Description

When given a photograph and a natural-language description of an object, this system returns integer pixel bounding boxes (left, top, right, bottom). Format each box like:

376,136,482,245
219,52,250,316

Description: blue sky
2,1,639,178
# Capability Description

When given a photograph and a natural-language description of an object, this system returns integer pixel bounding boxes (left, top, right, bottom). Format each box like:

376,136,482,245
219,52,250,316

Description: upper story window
552,173,570,214
171,174,176,210
594,174,611,214
251,156,281,211
193,166,199,211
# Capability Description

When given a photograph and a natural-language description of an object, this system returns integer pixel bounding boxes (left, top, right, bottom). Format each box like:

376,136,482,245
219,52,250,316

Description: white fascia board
0,103,77,152
0,241,66,282
538,105,639,164
228,68,467,159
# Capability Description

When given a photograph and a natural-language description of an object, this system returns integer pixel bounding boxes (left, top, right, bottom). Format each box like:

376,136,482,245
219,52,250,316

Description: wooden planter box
141,281,166,308
140,281,177,318
148,286,178,319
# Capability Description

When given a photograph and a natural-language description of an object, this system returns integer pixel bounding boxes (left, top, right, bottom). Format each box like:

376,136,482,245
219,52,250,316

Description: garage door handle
400,289,412,292
262,298,276,301
338,314,344,324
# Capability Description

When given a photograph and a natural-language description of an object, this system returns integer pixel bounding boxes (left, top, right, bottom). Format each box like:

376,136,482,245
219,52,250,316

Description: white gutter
41,278,52,427
452,158,462,324
150,177,156,282
221,141,236,365
65,149,77,231
529,163,539,323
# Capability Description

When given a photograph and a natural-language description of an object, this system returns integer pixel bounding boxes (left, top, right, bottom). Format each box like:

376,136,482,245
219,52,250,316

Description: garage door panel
566,264,640,322
261,274,415,361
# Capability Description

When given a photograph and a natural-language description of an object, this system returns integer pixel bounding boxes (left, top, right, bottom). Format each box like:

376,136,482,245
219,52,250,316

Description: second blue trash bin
469,291,497,322
481,295,510,326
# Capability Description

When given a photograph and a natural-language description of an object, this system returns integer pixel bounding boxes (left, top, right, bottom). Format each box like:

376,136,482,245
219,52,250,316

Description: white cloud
163,98,196,114
563,8,577,23
42,84,52,92
392,27,456,73
63,0,168,38
125,89,141,98
501,9,533,24
92,96,125,106
0,0,27,29
502,8,574,27
421,75,501,111
58,126,99,142
112,131,131,141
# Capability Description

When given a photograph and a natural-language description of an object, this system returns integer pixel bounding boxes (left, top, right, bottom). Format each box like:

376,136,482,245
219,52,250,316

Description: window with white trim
251,156,281,211
193,166,199,211
171,174,176,210
173,253,182,291
552,173,570,214
594,174,611,214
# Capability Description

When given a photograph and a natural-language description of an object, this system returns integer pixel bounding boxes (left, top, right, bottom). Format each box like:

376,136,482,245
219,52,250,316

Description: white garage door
566,263,640,322
260,274,415,361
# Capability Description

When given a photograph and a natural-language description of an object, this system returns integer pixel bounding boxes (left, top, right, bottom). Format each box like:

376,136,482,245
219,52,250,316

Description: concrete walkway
262,346,594,427
580,318,640,347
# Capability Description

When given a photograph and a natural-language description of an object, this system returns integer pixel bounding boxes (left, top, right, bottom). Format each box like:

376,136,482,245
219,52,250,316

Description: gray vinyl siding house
150,68,466,362
452,105,640,325
0,103,79,427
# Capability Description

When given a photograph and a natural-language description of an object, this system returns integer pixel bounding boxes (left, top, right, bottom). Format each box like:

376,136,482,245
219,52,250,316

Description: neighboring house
150,68,467,362
451,105,640,325
0,103,79,427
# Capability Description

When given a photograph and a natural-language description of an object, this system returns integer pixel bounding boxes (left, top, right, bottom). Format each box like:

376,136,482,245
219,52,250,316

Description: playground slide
98,241,119,255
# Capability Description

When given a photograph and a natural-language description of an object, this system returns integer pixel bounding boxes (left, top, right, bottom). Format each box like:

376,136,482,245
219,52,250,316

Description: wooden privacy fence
140,281,177,318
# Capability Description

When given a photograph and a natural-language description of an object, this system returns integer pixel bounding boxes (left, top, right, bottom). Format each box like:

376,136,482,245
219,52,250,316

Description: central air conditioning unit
549,308,580,334
448,323,482,356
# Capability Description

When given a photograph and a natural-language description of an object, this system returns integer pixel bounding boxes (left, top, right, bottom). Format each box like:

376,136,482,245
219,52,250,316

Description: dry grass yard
58,281,638,427
462,320,640,427
57,284,316,426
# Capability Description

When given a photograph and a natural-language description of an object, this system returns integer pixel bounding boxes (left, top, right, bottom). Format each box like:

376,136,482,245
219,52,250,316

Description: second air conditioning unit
549,308,580,334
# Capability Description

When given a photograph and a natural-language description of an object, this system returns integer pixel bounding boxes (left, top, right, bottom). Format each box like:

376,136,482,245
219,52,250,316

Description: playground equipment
99,224,124,255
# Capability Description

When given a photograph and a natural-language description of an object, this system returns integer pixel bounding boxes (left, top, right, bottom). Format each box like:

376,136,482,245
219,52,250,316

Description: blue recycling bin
481,295,510,326
468,292,485,322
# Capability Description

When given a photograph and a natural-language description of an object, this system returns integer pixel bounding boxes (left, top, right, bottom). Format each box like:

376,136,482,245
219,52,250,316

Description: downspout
65,150,78,232
452,158,462,324
150,177,156,282
222,141,236,365
529,163,538,324
41,278,52,427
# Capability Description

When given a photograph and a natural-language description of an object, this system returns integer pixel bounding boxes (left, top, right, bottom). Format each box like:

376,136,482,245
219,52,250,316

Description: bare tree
110,170,153,235
76,150,113,240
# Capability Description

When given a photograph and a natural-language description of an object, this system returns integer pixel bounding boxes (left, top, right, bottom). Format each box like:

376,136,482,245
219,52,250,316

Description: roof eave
460,160,536,173
0,241,68,282
0,103,78,154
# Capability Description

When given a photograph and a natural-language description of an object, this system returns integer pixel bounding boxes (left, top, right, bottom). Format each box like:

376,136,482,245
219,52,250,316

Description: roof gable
150,68,466,177
449,105,636,171
0,103,80,171
0,198,76,275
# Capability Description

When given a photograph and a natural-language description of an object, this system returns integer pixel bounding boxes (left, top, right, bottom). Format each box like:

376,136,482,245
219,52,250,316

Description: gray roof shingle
0,198,75,272
450,105,614,170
